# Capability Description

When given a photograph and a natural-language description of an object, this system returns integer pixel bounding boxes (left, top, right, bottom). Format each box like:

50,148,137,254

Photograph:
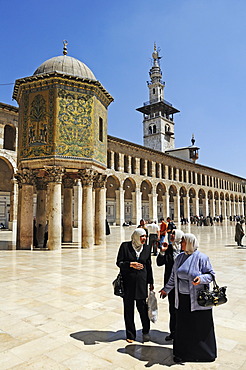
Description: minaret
136,44,179,152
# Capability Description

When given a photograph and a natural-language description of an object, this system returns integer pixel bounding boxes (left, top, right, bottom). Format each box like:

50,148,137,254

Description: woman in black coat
116,228,154,343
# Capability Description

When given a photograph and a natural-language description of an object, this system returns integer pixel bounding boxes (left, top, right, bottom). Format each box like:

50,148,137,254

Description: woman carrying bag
159,233,217,363
116,228,154,343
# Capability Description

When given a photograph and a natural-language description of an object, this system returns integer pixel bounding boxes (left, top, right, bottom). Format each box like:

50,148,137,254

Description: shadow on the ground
118,344,177,367
70,329,126,345
70,329,171,346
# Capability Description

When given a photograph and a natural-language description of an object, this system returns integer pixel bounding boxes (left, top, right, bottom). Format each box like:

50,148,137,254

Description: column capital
78,169,98,186
63,177,75,189
15,168,35,187
94,173,107,189
34,176,48,191
44,166,64,183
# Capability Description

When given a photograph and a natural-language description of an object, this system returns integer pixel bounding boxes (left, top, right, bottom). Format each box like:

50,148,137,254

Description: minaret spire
63,40,68,55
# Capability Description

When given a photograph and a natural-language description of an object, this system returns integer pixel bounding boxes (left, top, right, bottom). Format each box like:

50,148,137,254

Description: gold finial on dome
63,40,68,55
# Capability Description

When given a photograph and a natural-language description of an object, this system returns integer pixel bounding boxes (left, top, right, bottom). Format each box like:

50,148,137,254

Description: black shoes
173,356,183,363
165,334,174,341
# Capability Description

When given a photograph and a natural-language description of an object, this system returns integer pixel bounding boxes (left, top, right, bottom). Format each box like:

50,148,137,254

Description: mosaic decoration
57,89,94,157
29,95,47,144
19,91,54,159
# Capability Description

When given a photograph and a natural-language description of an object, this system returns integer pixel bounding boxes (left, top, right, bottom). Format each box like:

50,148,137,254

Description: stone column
165,165,168,179
162,194,169,219
183,195,190,221
62,177,74,243
205,195,209,217
79,169,97,248
35,177,47,247
94,174,107,246
194,173,197,185
73,179,82,229
175,169,179,182
195,197,200,216
132,186,142,225
115,187,125,226
135,158,140,175
15,169,34,249
9,178,18,233
118,153,124,172
46,167,64,250
173,194,180,223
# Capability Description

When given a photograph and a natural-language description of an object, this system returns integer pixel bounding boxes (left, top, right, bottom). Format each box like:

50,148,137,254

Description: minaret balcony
143,98,172,106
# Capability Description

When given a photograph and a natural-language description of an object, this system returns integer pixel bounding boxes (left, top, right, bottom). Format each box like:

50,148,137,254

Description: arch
189,187,196,198
220,192,224,200
140,180,152,201
165,124,170,133
148,125,152,135
4,125,16,151
225,193,230,201
123,177,136,200
198,189,206,199
156,182,166,200
208,190,213,200
106,175,120,199
214,191,219,200
179,186,187,197
0,157,14,192
153,125,156,134
140,158,145,176
131,157,136,174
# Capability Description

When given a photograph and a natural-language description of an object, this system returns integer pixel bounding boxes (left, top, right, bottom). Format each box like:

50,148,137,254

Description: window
99,117,103,142
4,125,16,151
153,88,155,94
153,125,156,133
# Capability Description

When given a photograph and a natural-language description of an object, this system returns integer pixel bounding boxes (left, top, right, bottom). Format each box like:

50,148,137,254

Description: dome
33,55,96,81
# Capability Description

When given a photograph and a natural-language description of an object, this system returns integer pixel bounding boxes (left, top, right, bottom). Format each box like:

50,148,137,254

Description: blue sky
1,0,245,178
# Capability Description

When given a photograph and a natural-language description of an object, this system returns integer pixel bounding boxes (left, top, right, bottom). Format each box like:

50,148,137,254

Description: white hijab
182,233,199,255
172,229,184,258
131,228,146,256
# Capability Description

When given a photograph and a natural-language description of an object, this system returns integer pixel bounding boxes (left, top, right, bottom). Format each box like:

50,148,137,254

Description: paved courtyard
0,222,245,369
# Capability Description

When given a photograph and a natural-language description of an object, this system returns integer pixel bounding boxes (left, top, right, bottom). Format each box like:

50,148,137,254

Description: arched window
99,117,103,142
153,125,156,133
165,124,170,133
4,125,16,151
148,126,152,135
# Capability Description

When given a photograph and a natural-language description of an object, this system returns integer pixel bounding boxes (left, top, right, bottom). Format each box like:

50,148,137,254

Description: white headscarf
182,233,199,255
172,229,184,258
131,228,146,255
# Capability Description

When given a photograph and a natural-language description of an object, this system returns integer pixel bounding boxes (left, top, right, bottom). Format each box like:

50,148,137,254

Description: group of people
116,219,217,364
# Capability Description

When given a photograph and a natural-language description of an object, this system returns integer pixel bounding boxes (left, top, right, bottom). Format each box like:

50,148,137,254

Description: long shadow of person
70,329,126,345
70,329,171,346
118,344,176,367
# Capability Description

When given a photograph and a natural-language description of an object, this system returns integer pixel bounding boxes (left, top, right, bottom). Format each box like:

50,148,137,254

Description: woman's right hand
130,262,144,270
159,289,167,299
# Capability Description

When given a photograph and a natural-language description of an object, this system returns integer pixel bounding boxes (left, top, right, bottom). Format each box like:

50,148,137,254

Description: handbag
147,290,158,323
197,275,227,307
112,272,124,297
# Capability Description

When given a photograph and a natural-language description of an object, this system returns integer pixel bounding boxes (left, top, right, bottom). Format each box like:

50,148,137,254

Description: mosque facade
0,45,245,249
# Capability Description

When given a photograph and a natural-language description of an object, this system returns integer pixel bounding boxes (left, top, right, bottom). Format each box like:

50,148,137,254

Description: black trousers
123,295,150,340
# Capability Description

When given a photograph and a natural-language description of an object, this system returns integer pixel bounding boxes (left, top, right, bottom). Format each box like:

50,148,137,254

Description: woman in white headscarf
157,228,184,341
116,228,154,343
159,233,217,363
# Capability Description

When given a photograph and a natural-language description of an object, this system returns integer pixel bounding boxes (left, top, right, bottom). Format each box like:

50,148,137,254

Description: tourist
159,217,168,245
235,220,244,247
159,233,217,363
166,217,176,243
116,228,154,343
157,228,184,341
146,220,160,256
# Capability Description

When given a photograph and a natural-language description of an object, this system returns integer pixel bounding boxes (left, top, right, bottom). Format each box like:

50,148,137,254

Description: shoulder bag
112,272,124,297
197,275,227,307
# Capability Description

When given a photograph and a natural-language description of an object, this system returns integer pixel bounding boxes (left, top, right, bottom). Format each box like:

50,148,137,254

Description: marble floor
0,222,245,369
